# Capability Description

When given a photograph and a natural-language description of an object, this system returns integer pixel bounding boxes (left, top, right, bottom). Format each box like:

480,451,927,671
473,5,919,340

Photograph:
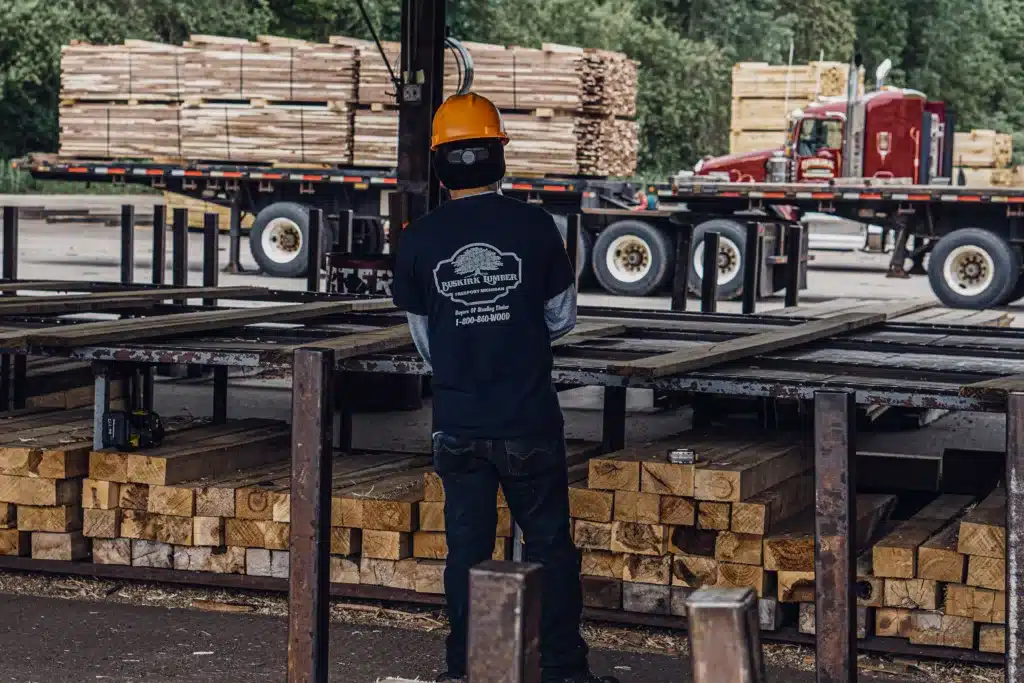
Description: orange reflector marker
343,176,362,183
263,173,283,180
184,170,203,177
721,192,741,197
811,192,834,199
960,195,982,202
510,183,532,190
108,168,125,175
762,192,785,199
861,193,882,200
907,194,931,201
542,185,565,192
302,175,323,181
146,169,164,176
68,167,88,173
222,171,242,178
382,178,398,185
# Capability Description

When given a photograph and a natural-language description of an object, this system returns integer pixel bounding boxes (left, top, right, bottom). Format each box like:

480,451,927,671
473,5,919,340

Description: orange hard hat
431,93,509,150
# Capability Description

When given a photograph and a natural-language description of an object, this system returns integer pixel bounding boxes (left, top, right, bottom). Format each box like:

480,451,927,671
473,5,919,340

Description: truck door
793,117,844,181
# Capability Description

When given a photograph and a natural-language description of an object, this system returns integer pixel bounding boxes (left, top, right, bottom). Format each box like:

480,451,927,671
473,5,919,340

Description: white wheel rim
942,244,996,297
605,234,653,284
693,235,743,286
261,217,303,265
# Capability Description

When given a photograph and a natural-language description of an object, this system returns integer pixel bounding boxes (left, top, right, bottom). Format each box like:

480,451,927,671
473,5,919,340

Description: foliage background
1,0,1021,179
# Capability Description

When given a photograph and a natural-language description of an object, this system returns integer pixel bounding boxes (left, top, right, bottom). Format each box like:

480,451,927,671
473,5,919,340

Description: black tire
687,219,749,301
592,219,671,296
927,228,1020,309
553,214,594,286
249,202,328,278
1006,273,1024,305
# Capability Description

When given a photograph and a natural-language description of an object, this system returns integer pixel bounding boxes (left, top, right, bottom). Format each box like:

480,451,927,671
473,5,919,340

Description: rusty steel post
172,208,189,307
814,390,858,683
152,204,167,285
741,222,760,314
671,229,691,312
306,208,323,293
686,587,766,683
202,213,219,307
287,348,335,683
3,205,18,281
92,363,112,451
223,200,245,274
784,225,802,308
602,385,627,452
468,561,543,683
120,204,135,285
700,232,719,313
1006,393,1024,682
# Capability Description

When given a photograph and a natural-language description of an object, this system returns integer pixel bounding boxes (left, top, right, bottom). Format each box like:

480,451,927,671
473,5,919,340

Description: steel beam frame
468,561,542,683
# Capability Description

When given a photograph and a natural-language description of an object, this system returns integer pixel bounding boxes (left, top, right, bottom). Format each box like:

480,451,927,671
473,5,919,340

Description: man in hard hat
392,93,616,683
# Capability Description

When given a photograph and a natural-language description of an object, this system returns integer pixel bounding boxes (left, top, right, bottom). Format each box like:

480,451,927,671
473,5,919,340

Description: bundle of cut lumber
576,117,638,177
953,130,1013,170
59,104,183,159
61,41,189,102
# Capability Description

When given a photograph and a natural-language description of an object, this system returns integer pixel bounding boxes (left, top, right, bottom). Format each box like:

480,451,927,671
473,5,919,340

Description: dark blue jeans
432,432,588,678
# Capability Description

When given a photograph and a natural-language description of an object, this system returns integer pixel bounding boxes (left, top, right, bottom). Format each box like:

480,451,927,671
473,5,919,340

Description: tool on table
101,410,166,451
667,447,697,464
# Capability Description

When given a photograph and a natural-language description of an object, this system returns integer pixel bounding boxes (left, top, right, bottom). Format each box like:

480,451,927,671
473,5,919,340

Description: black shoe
543,673,619,683
435,672,465,682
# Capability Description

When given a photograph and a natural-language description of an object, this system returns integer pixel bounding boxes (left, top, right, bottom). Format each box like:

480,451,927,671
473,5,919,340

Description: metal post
172,208,189,302
602,385,627,453
287,348,335,683
92,363,112,451
202,212,219,307
566,214,581,283
338,209,354,253
12,356,25,410
3,205,18,281
120,204,135,285
785,226,803,308
741,223,760,315
512,525,525,562
152,204,167,285
467,561,543,683
686,588,766,683
701,232,719,313
223,200,245,273
814,390,857,683
670,230,691,312
306,208,323,293
1006,393,1024,682
212,366,228,424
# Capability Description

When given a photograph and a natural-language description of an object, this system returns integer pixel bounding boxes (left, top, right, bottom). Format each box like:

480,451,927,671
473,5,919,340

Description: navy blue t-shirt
392,193,575,439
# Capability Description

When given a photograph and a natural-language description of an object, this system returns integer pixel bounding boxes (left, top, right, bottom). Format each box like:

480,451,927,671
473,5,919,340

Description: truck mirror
875,59,892,90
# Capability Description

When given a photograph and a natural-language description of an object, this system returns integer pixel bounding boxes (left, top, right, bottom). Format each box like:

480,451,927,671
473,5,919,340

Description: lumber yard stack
952,130,1017,188
58,34,638,176
729,61,862,154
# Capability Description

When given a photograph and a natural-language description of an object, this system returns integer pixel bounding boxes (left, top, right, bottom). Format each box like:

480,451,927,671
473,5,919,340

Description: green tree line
1,0,1022,177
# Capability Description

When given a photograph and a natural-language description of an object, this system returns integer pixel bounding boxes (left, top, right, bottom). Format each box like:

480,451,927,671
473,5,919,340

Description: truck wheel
928,228,1020,309
592,220,671,296
688,219,748,300
553,214,593,286
249,202,317,278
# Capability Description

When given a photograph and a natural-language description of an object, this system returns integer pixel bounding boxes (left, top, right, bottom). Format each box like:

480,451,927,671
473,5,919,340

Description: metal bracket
183,179,198,191
817,201,836,213
403,83,423,103
300,181,316,195
258,180,275,193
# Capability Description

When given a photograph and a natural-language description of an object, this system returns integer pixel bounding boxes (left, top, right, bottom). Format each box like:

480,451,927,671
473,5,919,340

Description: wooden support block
361,497,420,533
716,562,769,597
581,550,626,578
917,521,967,583
574,520,612,550
193,517,225,547
884,579,940,610
613,490,660,524
330,527,362,557
118,483,149,511
622,554,671,585
0,502,13,528
362,529,410,560
872,494,974,578
82,508,120,538
610,521,666,556
0,444,89,480
666,526,717,557
581,575,622,609
967,555,1005,591
855,553,885,608
569,486,613,523
148,485,196,517
972,588,1006,624
957,488,1005,558
658,496,695,526
92,538,130,565
799,602,868,639
978,624,1006,653
246,548,290,578
122,510,193,546
641,459,693,497
670,553,719,588
714,530,761,565
0,473,80,506
697,501,730,530
17,504,82,532
908,612,974,649
0,528,29,556
330,557,361,585
131,539,173,568
224,518,288,550
730,473,813,535
32,530,89,560
330,496,362,529
235,487,283,521
89,451,130,483
588,458,639,492
273,494,290,523
412,531,448,560
621,581,671,614
82,479,119,510
195,485,235,517
418,500,446,531
360,556,416,590
414,559,444,594
173,545,246,573
875,608,914,638
670,586,693,617
423,471,444,502
944,583,975,619
777,571,815,602
693,442,809,502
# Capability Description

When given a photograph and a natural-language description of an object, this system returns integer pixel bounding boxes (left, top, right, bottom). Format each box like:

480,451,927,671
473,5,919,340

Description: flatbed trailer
660,178,1024,309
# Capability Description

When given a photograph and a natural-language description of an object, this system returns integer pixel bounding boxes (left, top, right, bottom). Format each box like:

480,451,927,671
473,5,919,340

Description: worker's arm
405,313,432,370
391,229,432,369
542,212,578,342
545,285,577,341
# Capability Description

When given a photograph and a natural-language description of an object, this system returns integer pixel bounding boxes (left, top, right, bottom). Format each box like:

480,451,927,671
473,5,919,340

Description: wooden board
610,521,666,556
979,624,1005,653
659,496,696,526
621,582,671,615
693,441,809,503
872,494,974,578
884,579,940,610
731,473,813,535
83,508,120,538
622,554,671,585
967,555,1005,591
697,501,731,530
0,528,30,556
172,545,246,574
875,608,913,638
0,474,80,507
957,489,1005,558
670,553,719,588
93,538,131,565
714,531,762,566
945,584,1005,625
612,490,660,524
908,612,974,649
580,550,625,578
17,504,82,532
917,520,967,583
32,531,89,560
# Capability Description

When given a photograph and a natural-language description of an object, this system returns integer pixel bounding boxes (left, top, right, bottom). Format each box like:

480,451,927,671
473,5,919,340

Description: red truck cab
694,88,951,184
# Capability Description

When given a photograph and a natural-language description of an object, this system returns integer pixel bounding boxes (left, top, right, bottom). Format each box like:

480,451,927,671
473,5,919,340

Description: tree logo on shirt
433,242,522,306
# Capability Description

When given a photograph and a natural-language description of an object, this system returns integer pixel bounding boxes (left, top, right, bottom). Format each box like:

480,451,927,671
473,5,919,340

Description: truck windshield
796,118,844,156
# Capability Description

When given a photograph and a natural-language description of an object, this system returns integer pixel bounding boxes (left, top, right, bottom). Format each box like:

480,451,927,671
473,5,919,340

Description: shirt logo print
433,242,522,306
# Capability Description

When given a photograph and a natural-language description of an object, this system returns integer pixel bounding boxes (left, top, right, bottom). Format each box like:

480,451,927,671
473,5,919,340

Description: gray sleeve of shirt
545,284,577,341
406,313,432,370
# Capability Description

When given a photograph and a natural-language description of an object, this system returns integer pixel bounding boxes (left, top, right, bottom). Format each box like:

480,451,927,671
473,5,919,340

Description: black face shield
431,139,506,190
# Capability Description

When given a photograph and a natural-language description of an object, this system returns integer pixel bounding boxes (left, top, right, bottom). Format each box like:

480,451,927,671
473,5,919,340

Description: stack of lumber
61,41,188,102
953,130,1016,187
951,489,1007,653
59,104,183,159
729,61,863,154
576,117,638,177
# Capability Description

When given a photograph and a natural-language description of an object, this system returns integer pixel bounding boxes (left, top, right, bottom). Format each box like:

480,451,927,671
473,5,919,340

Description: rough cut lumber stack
954,130,1013,170
59,104,183,159
576,117,638,177
61,41,189,102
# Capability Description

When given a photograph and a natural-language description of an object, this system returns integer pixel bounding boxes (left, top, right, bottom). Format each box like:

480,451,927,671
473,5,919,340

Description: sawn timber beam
0,286,269,317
